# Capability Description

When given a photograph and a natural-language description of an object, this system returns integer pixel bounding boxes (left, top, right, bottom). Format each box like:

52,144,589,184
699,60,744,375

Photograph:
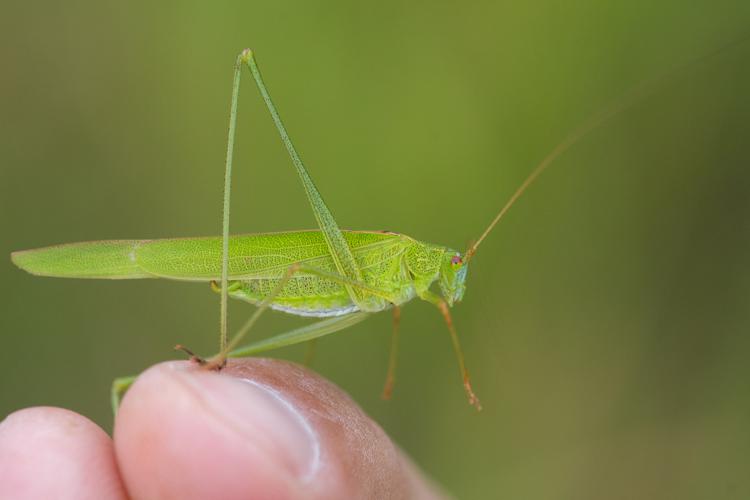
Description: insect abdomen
230,273,360,317
270,303,360,318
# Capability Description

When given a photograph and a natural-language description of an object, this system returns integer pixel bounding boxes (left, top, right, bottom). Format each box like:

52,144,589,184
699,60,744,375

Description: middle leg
381,306,401,400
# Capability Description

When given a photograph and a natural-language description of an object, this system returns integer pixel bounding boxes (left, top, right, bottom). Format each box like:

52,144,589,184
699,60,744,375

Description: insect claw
464,379,482,411
173,343,193,356
202,355,227,371
174,344,207,365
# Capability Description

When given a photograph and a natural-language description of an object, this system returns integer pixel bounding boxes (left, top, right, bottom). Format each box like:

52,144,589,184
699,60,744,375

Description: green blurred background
2,1,749,498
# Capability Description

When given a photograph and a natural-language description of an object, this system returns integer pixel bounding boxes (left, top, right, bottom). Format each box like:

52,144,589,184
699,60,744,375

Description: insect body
13,49,493,410
12,230,465,316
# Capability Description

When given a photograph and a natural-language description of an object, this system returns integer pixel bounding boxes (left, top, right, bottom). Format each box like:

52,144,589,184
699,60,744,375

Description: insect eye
451,255,463,266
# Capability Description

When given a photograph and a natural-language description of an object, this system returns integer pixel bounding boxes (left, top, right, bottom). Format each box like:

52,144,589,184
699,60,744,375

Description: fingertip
0,407,126,500
114,360,310,499
115,359,446,499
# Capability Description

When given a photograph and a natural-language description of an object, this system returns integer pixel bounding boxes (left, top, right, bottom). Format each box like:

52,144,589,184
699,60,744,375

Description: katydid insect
13,49,493,410
10,45,729,412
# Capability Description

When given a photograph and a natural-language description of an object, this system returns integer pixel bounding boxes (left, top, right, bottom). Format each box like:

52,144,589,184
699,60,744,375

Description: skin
0,359,446,500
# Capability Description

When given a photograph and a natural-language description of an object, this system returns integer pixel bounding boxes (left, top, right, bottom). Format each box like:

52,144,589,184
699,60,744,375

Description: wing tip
10,248,37,274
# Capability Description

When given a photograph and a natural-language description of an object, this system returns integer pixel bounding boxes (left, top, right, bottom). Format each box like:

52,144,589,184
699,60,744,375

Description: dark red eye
451,255,463,266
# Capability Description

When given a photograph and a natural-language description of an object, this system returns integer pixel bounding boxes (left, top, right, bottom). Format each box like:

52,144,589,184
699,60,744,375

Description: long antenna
464,36,748,261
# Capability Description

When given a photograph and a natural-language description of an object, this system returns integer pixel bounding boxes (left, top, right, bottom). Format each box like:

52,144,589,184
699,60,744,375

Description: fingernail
169,365,320,481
